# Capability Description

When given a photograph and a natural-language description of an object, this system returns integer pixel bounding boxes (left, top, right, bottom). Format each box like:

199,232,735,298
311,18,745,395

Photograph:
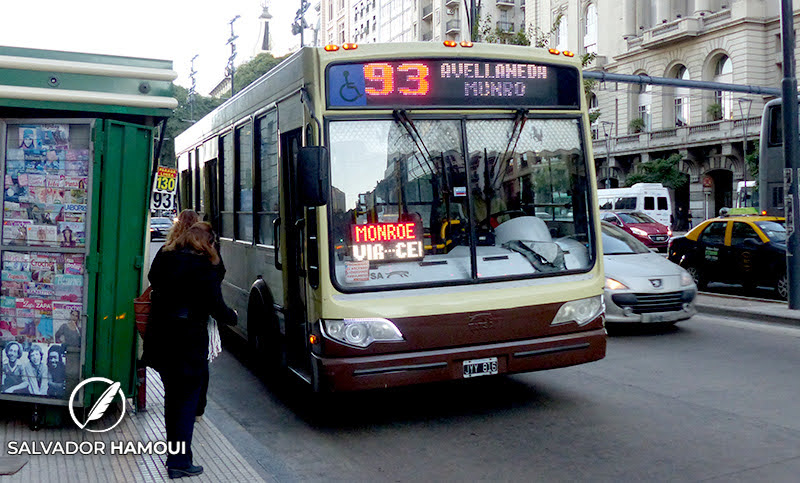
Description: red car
600,211,672,251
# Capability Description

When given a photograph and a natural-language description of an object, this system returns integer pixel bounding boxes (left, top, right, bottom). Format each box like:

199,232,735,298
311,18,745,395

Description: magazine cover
21,342,50,395
58,222,84,247
1,340,27,394
26,225,58,245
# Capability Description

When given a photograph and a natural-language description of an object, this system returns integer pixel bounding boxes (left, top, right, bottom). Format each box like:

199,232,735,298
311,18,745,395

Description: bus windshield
328,116,594,290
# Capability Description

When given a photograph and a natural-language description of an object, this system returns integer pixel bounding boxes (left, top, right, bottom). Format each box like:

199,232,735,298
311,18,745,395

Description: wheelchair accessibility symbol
329,66,367,106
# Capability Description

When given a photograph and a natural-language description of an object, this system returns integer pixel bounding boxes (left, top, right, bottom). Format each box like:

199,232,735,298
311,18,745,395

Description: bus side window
657,197,668,210
644,196,655,210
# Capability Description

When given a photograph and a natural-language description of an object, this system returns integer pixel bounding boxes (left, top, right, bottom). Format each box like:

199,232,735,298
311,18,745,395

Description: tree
233,53,287,93
159,53,288,166
625,153,688,190
158,85,224,167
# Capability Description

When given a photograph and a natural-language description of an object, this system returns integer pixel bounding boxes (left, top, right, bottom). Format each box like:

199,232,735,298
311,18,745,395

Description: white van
597,183,672,226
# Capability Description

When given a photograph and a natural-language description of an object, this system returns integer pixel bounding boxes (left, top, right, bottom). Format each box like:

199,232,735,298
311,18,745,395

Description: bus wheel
777,273,789,300
685,265,707,290
248,292,287,383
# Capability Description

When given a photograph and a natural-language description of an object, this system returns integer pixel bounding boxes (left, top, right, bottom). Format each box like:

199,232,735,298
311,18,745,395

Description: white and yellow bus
175,42,606,392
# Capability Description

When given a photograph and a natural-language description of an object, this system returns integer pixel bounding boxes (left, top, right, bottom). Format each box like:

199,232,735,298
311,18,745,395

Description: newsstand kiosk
0,46,177,425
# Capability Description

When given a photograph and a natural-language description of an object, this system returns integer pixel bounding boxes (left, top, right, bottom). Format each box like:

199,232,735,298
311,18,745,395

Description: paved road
205,313,800,482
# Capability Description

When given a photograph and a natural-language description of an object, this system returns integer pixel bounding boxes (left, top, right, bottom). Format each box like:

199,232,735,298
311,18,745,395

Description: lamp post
737,97,753,206
226,15,241,97
601,121,614,189
188,54,199,123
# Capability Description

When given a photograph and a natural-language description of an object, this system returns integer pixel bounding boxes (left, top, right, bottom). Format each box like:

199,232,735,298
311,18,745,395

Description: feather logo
68,377,127,433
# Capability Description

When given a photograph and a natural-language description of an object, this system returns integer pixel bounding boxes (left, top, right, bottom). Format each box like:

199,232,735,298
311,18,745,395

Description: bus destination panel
326,59,580,109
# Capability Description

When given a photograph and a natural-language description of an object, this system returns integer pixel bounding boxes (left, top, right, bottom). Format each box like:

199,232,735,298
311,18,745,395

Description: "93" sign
151,166,177,211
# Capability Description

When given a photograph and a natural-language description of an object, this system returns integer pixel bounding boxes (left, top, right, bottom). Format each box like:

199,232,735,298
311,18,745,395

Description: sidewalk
695,292,800,327
0,368,265,482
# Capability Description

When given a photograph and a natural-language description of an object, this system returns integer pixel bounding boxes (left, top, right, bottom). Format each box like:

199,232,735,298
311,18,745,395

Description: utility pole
226,15,241,97
188,54,199,123
780,0,800,309
292,0,310,48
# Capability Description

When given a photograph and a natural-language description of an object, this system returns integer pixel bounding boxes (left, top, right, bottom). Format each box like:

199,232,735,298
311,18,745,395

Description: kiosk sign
151,166,177,211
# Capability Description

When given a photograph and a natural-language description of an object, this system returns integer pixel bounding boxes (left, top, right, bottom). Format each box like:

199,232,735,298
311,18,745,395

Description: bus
759,97,792,216
174,42,606,393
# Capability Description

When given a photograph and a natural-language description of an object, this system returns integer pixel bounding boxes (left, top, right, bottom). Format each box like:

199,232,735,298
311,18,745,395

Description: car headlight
323,318,404,348
551,296,604,326
630,227,648,237
604,277,628,290
680,270,693,286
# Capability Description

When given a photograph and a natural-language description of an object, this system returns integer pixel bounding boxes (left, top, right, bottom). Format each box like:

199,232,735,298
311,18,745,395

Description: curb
695,302,800,328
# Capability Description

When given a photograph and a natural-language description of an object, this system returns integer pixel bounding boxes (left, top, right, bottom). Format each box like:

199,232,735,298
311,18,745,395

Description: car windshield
601,222,651,255
617,212,656,224
328,116,595,290
756,221,786,243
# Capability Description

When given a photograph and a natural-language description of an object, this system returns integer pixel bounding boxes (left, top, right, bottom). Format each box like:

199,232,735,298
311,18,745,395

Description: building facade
529,0,794,225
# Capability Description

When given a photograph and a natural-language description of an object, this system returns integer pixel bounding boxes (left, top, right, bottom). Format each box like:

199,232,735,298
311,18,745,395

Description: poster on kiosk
0,122,90,402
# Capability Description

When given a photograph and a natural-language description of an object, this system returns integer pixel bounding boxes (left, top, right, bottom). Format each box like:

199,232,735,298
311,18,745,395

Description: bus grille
611,291,685,314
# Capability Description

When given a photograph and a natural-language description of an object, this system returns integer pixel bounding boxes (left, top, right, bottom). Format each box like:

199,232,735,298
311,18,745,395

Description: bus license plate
463,357,498,378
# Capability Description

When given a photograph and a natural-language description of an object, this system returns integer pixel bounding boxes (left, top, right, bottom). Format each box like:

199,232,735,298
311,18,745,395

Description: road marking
694,314,800,337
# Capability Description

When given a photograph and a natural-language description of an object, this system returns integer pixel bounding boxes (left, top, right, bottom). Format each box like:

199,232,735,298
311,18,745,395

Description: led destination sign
350,221,424,262
327,59,580,109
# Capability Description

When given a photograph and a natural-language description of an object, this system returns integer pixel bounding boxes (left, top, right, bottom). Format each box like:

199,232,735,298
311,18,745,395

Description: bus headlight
323,318,404,348
551,296,604,326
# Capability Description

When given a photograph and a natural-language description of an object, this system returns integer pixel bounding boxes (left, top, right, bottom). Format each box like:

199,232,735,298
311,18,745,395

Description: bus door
204,159,219,228
280,127,310,373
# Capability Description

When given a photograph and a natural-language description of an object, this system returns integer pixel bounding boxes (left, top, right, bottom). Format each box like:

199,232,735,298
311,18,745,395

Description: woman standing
144,222,236,479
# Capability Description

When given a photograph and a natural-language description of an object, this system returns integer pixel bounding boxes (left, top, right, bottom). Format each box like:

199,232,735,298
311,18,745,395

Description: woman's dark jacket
142,248,236,373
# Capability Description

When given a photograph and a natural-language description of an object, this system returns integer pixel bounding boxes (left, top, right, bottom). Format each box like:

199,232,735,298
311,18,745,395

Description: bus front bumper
311,327,607,392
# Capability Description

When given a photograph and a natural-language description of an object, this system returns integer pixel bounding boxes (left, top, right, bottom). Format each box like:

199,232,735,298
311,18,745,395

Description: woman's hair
168,222,220,265
164,209,200,248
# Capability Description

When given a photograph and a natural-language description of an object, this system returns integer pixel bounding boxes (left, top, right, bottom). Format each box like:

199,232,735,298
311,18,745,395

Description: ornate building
528,0,792,223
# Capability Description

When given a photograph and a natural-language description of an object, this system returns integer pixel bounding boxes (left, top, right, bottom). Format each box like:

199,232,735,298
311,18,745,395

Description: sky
0,0,318,95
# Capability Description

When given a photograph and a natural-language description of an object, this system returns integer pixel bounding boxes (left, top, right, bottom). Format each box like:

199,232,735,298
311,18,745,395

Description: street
203,312,800,482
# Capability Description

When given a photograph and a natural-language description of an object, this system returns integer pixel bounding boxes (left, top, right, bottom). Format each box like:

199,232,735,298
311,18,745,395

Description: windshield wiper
492,109,529,188
393,110,435,175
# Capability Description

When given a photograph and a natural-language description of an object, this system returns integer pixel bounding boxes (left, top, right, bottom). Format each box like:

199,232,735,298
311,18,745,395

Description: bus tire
247,288,287,384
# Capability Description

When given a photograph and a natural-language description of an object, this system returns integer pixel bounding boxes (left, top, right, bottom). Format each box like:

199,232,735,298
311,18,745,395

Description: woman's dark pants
158,362,208,468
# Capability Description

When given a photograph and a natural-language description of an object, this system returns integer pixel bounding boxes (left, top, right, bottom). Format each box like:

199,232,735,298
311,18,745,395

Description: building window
555,14,568,50
714,55,733,120
674,65,690,126
584,3,597,54
636,82,652,132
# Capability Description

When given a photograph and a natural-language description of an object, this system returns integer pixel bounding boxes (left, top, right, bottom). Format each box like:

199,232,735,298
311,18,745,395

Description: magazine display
0,124,87,399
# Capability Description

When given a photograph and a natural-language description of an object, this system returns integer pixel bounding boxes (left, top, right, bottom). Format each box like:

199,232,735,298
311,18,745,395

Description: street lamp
738,97,753,206
601,121,614,189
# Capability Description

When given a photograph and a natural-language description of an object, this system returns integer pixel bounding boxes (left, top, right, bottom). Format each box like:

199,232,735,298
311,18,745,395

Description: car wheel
685,265,707,290
777,273,789,300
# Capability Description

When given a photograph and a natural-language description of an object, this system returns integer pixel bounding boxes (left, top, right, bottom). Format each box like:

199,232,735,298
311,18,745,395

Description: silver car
602,221,697,324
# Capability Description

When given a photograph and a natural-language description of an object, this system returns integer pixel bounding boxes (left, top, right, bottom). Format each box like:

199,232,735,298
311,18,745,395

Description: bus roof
175,42,584,155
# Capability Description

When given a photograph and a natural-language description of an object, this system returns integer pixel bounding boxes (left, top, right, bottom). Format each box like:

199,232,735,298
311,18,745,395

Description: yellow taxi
667,209,787,298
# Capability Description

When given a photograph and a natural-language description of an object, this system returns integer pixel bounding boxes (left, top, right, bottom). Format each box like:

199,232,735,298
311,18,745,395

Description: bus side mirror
298,146,329,206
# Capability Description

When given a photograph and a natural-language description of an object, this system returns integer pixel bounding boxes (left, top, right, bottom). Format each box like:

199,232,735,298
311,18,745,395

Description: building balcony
496,0,515,8
496,21,514,34
422,4,433,21
591,116,761,158
446,19,461,34
445,0,459,8
640,17,701,48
